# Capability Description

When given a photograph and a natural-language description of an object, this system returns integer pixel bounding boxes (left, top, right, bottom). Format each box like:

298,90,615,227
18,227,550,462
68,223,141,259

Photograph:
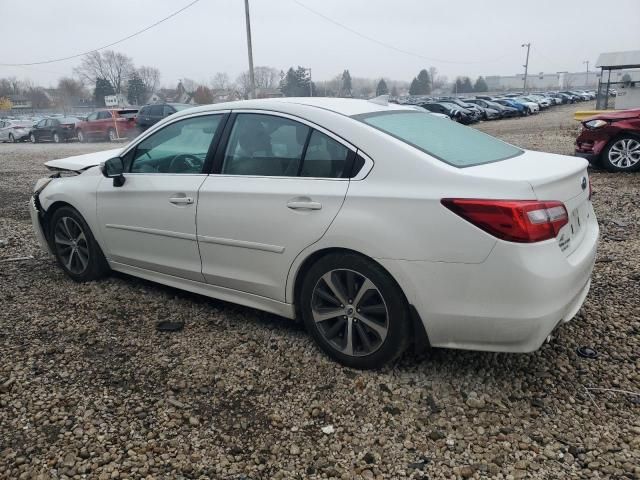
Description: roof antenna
368,95,389,106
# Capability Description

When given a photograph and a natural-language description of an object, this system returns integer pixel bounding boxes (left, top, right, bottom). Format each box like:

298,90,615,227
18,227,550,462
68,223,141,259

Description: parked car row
0,102,193,144
395,90,596,123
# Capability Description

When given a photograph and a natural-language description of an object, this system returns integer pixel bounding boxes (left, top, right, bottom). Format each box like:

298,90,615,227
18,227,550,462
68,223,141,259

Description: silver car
0,119,32,142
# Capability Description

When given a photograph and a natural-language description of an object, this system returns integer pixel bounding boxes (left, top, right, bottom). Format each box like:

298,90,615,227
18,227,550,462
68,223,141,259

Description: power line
0,0,201,66
291,0,515,65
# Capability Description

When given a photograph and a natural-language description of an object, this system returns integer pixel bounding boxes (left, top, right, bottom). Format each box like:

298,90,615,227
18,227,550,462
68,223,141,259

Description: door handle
287,200,322,210
169,196,194,205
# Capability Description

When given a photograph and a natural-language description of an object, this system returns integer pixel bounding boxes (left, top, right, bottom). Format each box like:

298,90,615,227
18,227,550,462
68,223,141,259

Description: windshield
354,110,522,167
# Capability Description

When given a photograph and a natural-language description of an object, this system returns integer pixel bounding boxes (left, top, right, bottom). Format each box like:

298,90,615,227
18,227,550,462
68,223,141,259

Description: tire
30,133,37,143
299,252,410,369
53,132,61,144
8,133,15,143
49,206,110,282
601,135,640,172
107,128,117,142
76,129,85,143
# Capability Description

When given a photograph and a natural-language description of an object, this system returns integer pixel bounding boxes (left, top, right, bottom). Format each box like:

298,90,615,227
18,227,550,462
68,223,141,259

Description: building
595,50,640,109
7,95,32,109
485,71,601,91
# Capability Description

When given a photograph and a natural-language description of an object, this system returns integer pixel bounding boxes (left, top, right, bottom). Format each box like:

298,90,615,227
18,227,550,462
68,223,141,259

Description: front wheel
300,253,410,369
30,133,37,143
8,133,15,143
107,128,117,142
602,136,640,172
49,206,110,282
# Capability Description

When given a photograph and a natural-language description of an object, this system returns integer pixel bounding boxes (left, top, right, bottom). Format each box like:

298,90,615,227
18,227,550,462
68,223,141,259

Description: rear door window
149,105,163,117
221,113,309,176
301,130,349,178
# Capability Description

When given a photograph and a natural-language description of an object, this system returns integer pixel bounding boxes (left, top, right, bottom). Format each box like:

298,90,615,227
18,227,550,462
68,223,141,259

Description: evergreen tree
409,78,420,95
94,77,115,106
280,66,314,97
127,72,146,105
462,77,473,93
341,69,352,97
416,69,432,94
390,85,398,97
376,79,388,96
473,76,488,92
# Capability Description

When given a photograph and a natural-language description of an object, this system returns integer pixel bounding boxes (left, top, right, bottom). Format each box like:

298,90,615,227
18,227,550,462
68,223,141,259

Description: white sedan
30,97,598,369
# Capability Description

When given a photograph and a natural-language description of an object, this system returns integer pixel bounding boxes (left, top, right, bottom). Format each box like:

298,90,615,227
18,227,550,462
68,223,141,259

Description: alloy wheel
608,138,640,169
311,269,389,357
30,133,36,143
53,133,60,143
54,216,90,275
77,130,84,143
108,129,117,141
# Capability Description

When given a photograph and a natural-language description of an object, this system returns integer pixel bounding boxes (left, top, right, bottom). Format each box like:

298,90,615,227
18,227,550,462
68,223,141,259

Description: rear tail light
441,199,568,243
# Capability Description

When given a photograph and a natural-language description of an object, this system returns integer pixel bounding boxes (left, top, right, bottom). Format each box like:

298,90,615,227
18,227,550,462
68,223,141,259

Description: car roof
171,97,415,120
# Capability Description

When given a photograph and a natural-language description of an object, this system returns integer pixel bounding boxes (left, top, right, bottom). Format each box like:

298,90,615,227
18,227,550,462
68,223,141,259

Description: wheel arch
289,246,430,351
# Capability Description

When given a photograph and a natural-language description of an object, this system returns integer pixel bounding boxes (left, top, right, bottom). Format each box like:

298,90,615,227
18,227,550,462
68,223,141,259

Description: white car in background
515,97,540,114
0,119,32,142
30,97,598,369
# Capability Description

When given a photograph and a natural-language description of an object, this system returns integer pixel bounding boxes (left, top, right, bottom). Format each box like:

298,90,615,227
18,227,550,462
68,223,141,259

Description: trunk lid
466,150,591,256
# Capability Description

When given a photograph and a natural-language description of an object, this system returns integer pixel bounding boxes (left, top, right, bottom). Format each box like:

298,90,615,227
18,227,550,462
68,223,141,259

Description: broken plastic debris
156,321,184,332
576,346,598,359
321,425,335,434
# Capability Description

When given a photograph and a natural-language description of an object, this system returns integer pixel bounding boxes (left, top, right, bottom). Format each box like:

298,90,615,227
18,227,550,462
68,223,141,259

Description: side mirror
102,157,126,187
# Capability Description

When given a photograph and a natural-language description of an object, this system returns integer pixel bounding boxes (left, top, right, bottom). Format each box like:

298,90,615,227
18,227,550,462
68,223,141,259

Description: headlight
584,119,608,129
34,178,53,194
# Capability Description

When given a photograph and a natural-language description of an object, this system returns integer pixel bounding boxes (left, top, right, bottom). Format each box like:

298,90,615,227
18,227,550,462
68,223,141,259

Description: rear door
95,111,113,138
197,112,352,301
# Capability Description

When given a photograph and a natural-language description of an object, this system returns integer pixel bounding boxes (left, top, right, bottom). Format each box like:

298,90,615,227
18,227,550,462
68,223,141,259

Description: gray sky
1,0,639,87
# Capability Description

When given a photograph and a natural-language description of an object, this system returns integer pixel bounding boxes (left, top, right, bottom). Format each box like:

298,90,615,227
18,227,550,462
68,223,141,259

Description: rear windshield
354,110,522,167
117,109,139,118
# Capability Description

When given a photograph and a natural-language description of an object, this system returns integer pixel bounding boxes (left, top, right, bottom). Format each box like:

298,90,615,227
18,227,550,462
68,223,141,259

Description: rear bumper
380,204,599,353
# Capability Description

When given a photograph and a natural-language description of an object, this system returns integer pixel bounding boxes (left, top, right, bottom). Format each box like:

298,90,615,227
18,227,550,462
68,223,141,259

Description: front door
97,112,226,281
197,112,352,301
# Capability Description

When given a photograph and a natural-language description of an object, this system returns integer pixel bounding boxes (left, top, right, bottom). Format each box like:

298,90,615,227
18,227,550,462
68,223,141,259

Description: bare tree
57,77,85,112
235,71,252,99
210,72,230,90
137,66,160,95
74,50,134,94
253,66,280,90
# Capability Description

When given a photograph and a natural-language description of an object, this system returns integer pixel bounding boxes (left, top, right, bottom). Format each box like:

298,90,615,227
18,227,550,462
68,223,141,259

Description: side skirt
110,261,296,319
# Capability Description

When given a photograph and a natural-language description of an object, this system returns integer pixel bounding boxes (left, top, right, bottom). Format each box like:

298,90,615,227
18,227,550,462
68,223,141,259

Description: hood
585,108,640,122
44,148,122,172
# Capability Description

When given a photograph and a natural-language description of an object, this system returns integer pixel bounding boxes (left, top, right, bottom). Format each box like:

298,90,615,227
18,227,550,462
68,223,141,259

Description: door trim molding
105,223,197,241
197,234,285,253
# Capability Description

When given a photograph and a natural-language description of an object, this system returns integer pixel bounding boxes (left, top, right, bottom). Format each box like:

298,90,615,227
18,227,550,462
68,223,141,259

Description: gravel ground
1,104,639,480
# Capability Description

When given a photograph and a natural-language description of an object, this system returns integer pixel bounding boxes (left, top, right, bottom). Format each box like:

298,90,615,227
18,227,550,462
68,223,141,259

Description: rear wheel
53,132,61,144
107,128,117,142
300,253,410,369
602,136,640,172
49,206,110,282
76,129,85,143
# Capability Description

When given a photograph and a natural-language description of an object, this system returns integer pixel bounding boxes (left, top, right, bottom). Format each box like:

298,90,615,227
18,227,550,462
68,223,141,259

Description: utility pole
521,43,531,93
244,0,256,99
308,68,313,97
583,60,590,87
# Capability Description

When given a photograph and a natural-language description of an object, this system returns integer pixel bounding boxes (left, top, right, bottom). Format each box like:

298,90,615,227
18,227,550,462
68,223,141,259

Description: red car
76,109,139,143
575,108,640,172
